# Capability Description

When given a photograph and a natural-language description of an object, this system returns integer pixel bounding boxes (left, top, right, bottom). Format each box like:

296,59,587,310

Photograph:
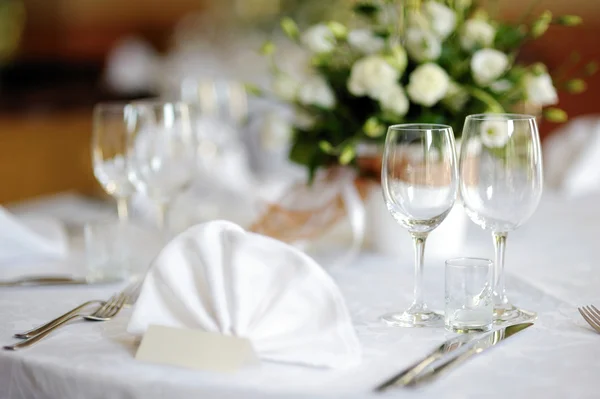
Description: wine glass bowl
381,124,459,327
127,101,197,231
92,102,136,221
459,113,543,321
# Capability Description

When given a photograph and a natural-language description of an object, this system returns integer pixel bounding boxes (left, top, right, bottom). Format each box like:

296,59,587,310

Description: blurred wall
19,0,208,60
496,0,600,137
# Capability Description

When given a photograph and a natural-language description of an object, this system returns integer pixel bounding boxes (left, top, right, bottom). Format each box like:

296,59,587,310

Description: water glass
84,221,131,282
381,124,459,327
445,257,493,333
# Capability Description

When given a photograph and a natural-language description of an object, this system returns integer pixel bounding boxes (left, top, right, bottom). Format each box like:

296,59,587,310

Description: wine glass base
494,305,537,324
381,310,443,328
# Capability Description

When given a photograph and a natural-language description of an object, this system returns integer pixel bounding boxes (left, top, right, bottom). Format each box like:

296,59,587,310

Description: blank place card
135,325,259,373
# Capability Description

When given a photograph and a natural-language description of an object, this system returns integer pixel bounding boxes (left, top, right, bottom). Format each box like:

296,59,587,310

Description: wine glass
381,124,459,327
459,113,543,322
127,101,197,233
92,102,136,222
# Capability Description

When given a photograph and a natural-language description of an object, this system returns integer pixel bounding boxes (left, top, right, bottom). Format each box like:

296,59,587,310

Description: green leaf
318,140,335,154
339,145,356,165
280,17,299,41
566,79,587,94
531,11,552,38
544,108,568,123
243,83,263,97
556,15,583,26
289,140,317,167
352,3,380,18
363,117,385,138
585,62,598,76
327,21,347,39
260,41,275,56
495,24,526,50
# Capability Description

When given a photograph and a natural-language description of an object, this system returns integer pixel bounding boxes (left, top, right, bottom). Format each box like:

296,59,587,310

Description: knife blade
406,322,533,387
0,275,122,287
375,322,533,391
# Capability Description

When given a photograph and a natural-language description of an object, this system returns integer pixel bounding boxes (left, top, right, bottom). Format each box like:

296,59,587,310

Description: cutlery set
2,280,141,351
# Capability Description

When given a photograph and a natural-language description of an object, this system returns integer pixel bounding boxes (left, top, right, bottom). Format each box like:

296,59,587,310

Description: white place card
135,325,259,373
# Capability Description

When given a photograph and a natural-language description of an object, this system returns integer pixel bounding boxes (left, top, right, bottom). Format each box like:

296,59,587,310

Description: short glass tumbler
445,258,493,333
84,221,131,282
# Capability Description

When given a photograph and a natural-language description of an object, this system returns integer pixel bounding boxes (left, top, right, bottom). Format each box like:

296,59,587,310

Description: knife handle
375,348,443,391
14,300,103,339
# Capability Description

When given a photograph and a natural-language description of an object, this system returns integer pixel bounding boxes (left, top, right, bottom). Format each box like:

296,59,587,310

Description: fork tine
590,305,600,319
578,307,600,333
95,295,119,318
108,294,128,318
584,306,600,326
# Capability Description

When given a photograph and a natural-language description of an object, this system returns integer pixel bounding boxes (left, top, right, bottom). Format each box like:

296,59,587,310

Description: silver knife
0,275,122,287
376,322,533,391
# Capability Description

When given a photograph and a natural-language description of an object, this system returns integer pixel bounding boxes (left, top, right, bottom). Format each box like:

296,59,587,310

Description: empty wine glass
127,101,197,233
459,113,543,322
381,124,459,327
92,102,136,222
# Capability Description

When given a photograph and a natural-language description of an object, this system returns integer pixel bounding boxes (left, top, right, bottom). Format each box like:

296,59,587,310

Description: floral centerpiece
254,0,593,180
250,0,593,250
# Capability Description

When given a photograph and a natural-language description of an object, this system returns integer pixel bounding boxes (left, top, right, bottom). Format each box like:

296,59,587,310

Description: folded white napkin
0,207,68,264
127,220,361,369
543,115,600,196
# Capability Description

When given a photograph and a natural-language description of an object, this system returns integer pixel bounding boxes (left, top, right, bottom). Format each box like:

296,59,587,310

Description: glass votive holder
445,257,493,333
84,221,132,282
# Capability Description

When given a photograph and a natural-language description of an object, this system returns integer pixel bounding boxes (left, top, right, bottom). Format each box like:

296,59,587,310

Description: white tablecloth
0,192,598,399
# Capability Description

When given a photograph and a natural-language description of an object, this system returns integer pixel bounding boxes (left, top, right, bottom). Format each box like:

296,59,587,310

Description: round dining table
0,192,598,399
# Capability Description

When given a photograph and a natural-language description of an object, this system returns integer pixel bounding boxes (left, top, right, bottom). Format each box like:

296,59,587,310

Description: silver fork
14,300,104,339
4,293,127,350
578,305,600,333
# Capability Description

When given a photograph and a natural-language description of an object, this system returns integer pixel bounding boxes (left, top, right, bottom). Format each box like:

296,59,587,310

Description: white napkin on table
0,207,68,264
127,220,361,369
543,115,600,196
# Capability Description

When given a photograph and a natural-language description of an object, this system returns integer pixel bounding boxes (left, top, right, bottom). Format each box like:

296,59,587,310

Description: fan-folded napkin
127,220,362,369
0,207,68,264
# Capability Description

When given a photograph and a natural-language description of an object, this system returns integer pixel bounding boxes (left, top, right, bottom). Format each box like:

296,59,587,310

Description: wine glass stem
411,234,428,308
492,231,509,307
116,197,129,223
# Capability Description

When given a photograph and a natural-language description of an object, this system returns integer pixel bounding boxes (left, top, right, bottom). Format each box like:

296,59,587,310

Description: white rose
300,24,335,53
471,49,509,86
347,29,385,54
379,84,409,116
298,76,336,109
406,28,442,63
272,74,299,102
461,19,496,51
406,63,450,106
347,55,399,99
443,81,469,112
525,73,558,106
480,119,510,148
423,1,457,39
261,113,293,151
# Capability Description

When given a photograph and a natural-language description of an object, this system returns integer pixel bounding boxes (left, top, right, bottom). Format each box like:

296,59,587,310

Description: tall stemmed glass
92,102,136,222
459,114,543,322
381,124,459,327
127,101,197,233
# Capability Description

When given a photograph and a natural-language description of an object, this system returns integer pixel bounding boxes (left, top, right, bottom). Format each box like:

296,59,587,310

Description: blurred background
0,0,598,204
